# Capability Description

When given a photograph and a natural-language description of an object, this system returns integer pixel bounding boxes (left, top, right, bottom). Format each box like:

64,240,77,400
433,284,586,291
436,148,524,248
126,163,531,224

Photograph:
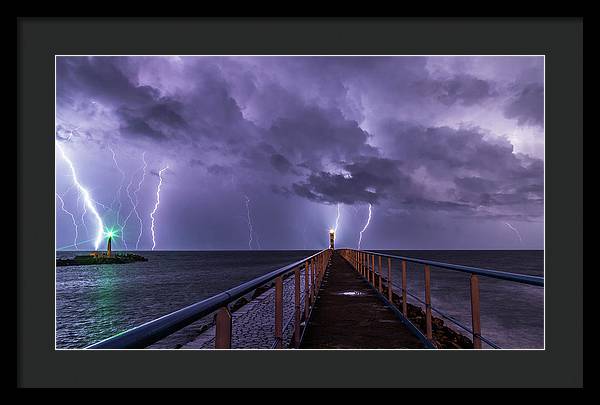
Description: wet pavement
300,252,424,349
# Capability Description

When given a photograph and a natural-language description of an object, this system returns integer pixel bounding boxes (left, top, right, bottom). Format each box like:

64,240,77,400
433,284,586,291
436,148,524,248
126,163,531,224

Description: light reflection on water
56,250,317,348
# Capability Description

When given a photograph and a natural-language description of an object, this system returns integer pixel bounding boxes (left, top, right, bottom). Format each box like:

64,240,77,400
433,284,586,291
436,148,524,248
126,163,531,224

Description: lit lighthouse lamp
329,229,335,250
103,227,118,257
105,230,114,257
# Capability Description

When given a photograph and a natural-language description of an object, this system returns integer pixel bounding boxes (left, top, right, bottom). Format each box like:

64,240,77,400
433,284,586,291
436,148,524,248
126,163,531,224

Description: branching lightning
358,204,372,250
504,222,523,244
122,152,149,250
134,152,148,250
56,192,79,250
75,191,89,237
57,143,104,250
334,203,341,239
109,147,126,228
91,198,111,212
150,166,168,250
120,177,135,250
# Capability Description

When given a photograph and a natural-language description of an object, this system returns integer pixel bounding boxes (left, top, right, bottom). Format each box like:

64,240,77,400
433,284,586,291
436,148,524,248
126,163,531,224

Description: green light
104,227,119,239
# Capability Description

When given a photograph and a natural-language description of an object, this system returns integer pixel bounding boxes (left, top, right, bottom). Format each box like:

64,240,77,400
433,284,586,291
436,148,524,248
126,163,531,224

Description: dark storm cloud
57,57,192,142
189,159,205,167
379,121,521,175
270,153,294,174
503,83,544,126
376,120,543,219
57,57,160,108
56,56,544,249
206,164,234,176
270,184,293,197
414,74,495,106
399,197,475,213
116,107,169,140
454,176,497,193
266,105,377,171
292,157,417,205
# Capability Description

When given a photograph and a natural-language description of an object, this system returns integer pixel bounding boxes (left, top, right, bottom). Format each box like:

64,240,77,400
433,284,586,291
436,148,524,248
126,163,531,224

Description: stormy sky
55,56,544,251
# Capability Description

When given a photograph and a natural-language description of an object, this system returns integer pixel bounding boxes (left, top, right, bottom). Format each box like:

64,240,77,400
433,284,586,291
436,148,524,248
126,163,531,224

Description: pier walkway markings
300,252,424,349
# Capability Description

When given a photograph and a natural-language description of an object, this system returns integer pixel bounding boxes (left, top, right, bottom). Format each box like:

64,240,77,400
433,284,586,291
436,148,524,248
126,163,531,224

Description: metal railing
338,249,543,349
86,249,333,349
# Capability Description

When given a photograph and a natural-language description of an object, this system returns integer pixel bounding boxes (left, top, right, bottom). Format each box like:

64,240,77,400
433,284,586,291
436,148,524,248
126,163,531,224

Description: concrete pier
300,251,423,349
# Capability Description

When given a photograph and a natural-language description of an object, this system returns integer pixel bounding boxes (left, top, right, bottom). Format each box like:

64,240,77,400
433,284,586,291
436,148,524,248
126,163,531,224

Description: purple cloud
55,56,544,250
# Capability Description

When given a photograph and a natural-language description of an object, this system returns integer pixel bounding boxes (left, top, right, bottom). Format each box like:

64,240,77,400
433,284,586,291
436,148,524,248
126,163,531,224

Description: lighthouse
329,229,335,250
106,235,112,257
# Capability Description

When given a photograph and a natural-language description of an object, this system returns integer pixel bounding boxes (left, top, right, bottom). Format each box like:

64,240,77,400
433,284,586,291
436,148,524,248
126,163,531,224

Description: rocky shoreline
387,289,473,348
56,253,148,267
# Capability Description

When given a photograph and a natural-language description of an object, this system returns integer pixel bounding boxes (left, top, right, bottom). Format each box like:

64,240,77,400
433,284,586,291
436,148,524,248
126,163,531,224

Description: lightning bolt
56,192,78,250
334,203,341,239
119,177,135,250
56,237,99,251
134,152,148,250
57,143,104,250
357,204,372,250
122,152,148,251
75,191,89,238
150,166,168,251
109,147,126,228
91,198,111,212
504,222,523,244
244,195,254,250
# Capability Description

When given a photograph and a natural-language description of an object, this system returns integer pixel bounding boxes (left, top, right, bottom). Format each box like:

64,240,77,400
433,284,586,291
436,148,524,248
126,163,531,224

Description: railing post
371,255,375,286
215,306,232,349
372,254,376,286
372,254,376,285
378,256,383,293
304,261,309,320
402,260,407,316
316,255,319,287
360,252,363,276
387,257,392,302
274,275,283,348
358,252,360,274
363,253,366,278
294,267,301,348
319,254,323,284
363,252,365,277
315,256,318,288
470,274,482,349
311,258,316,303
424,265,433,340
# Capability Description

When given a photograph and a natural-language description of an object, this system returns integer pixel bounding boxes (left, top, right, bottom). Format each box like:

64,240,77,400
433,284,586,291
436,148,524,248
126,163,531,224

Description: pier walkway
86,239,544,350
301,252,423,349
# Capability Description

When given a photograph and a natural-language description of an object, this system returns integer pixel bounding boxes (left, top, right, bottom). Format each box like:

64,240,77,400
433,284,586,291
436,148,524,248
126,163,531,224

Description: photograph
54,55,545,350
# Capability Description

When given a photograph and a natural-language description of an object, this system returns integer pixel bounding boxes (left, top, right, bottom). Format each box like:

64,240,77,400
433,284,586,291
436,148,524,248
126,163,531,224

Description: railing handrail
86,249,328,349
351,249,543,286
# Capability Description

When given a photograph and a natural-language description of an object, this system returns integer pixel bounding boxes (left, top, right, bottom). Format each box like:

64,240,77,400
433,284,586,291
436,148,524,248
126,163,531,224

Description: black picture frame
17,17,583,388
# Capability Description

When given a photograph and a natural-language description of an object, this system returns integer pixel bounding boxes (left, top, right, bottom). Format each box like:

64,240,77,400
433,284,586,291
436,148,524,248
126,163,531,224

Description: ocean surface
55,250,543,349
